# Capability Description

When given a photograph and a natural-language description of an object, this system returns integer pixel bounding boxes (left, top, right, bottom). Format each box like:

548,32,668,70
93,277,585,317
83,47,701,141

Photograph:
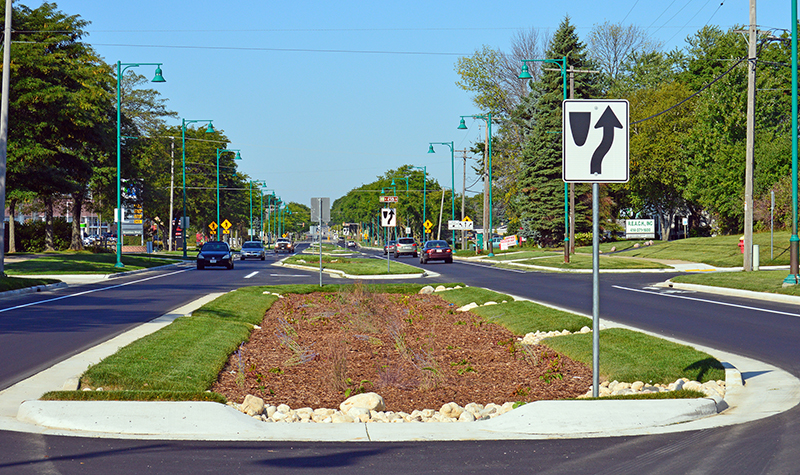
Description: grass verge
5,251,177,275
283,255,422,275
471,300,592,334
543,327,725,384
0,276,60,292
519,254,669,270
671,270,800,297
41,390,226,403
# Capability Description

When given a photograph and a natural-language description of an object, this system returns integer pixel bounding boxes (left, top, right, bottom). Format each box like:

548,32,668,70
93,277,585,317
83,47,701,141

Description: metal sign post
311,197,330,287
563,99,629,398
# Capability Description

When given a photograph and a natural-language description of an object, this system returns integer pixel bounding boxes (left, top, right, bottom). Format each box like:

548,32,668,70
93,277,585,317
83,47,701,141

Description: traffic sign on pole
563,99,629,183
379,196,399,203
381,208,397,227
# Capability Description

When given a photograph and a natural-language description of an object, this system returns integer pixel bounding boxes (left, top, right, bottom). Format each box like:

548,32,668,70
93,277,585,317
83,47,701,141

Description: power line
91,43,469,56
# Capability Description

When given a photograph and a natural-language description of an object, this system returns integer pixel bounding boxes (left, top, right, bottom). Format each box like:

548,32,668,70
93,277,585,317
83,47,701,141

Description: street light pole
520,57,569,263
181,118,214,256
249,180,266,240
428,141,456,250
786,0,800,285
116,61,165,268
411,166,427,241
215,148,241,241
458,114,494,257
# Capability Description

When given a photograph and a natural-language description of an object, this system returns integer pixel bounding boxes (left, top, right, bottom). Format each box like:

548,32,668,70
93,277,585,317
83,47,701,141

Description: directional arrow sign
563,99,629,183
381,208,396,227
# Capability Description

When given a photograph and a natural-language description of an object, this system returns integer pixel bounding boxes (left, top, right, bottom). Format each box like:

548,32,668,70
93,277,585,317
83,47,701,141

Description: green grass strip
81,316,251,392
672,270,800,297
284,255,422,275
41,390,226,403
543,328,725,384
192,287,280,325
521,254,668,270
471,300,592,335
576,389,707,400
0,276,60,291
434,286,513,307
5,251,177,275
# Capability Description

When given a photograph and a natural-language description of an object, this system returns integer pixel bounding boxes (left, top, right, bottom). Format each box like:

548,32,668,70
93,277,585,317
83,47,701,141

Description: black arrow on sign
590,106,623,175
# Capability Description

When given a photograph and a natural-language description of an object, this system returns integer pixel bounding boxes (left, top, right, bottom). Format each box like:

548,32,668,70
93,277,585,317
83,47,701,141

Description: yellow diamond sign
221,219,232,230
463,216,472,222
209,221,218,231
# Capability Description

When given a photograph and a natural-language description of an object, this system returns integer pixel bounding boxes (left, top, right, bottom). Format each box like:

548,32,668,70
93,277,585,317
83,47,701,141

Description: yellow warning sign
463,216,472,222
209,221,218,231
221,219,232,230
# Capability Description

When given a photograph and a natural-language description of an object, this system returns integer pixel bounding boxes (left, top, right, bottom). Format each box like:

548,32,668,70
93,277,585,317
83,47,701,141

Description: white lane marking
244,271,259,279
613,285,800,318
269,274,309,277
0,269,191,314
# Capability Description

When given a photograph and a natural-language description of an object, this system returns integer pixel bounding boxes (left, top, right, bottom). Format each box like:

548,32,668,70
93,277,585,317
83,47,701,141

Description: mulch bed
211,289,592,413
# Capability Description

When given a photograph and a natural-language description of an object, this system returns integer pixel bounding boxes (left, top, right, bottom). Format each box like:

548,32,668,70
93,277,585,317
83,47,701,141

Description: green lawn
0,276,60,292
5,252,178,275
577,232,790,267
433,286,513,307
471,300,592,334
284,255,422,275
672,270,800,296
516,254,669,270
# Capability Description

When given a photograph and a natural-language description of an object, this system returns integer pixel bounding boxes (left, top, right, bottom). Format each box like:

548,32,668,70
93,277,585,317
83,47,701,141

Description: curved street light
249,180,267,240
180,118,215,256
458,114,494,257
428,141,456,251
215,148,242,240
116,61,165,268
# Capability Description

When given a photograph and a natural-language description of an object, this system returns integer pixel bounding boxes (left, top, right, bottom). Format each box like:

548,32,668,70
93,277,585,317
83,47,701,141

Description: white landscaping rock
419,286,435,295
340,392,386,413
241,395,265,417
457,302,479,312
434,285,447,292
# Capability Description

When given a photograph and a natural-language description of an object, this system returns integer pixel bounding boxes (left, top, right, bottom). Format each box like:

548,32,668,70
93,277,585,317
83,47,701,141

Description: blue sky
43,0,790,207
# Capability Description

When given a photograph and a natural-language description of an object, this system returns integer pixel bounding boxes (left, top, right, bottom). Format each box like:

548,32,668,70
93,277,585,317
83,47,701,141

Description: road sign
379,195,398,203
221,219,232,230
463,216,472,222
311,197,331,223
209,221,218,231
563,99,629,183
448,220,474,230
381,208,397,227
423,219,433,231
223,229,230,235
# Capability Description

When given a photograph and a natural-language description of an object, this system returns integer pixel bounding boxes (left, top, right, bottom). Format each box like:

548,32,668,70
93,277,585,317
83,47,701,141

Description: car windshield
202,242,228,252
243,242,262,248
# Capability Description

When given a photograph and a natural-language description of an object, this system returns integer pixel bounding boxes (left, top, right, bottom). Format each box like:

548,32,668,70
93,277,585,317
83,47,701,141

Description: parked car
346,240,357,248
394,237,418,258
383,240,397,256
419,240,453,264
196,241,234,270
240,240,266,260
275,238,294,254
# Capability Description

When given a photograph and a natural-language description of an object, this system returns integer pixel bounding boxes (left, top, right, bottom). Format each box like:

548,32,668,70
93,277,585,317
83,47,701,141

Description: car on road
394,237,418,258
419,240,453,264
383,240,397,255
275,238,294,254
197,241,234,270
240,240,266,260
346,240,357,248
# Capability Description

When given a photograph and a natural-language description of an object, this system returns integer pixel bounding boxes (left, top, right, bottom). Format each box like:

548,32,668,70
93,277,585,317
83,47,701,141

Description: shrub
15,218,72,252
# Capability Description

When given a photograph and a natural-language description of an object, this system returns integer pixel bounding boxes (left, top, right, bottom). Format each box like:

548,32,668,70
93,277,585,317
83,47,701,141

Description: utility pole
736,0,758,271
744,0,757,271
0,0,12,274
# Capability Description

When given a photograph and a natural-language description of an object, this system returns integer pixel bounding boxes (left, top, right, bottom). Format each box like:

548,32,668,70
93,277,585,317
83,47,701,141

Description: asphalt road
1,245,799,474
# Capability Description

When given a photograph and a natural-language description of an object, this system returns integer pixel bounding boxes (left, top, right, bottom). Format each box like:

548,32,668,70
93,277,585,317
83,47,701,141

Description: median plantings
43,283,727,413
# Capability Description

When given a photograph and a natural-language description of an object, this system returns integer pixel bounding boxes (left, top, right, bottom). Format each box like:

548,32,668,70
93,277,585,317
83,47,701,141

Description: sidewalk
1,290,798,441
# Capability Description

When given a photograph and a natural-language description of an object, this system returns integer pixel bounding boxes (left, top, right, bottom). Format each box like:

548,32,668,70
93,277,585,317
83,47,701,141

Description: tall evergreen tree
513,17,601,246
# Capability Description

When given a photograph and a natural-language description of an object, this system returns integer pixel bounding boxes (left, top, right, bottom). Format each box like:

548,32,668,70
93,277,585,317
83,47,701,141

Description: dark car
420,240,452,264
394,237,418,258
197,241,234,270
383,240,397,256
240,241,266,260
275,238,294,254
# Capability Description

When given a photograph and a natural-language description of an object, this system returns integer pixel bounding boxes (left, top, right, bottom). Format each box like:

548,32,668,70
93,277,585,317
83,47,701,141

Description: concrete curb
0,282,67,298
